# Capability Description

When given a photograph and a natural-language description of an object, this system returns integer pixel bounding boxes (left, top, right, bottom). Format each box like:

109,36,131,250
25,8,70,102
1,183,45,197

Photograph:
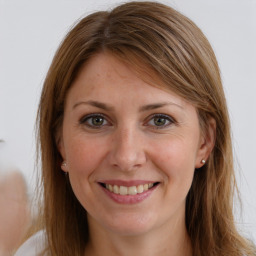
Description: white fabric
14,230,46,256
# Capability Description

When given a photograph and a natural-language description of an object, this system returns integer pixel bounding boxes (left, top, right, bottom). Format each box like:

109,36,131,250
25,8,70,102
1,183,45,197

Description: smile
100,182,159,196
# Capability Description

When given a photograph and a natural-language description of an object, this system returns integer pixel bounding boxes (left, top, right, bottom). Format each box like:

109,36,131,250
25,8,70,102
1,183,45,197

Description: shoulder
14,230,46,256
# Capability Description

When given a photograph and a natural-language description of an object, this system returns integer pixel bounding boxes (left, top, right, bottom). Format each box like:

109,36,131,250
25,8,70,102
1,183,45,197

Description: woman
15,1,256,256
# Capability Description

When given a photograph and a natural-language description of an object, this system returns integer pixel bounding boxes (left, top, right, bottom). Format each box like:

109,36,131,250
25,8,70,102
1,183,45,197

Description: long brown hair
36,2,256,255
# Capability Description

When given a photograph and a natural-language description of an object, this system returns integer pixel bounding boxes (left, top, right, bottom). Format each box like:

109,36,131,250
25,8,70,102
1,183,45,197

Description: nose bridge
109,124,146,171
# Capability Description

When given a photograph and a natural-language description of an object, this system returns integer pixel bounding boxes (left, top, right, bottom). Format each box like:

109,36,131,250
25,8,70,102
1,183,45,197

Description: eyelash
145,114,176,129
79,113,176,129
79,113,110,129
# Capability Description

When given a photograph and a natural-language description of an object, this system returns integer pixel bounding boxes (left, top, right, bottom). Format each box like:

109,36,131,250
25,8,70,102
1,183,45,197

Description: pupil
154,117,166,126
92,117,103,125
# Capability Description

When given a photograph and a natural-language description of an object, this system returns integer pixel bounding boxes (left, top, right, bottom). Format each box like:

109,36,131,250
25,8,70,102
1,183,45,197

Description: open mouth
99,182,160,196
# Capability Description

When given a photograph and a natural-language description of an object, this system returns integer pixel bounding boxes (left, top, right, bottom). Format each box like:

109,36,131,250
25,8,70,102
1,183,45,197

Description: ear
56,130,68,172
195,118,216,168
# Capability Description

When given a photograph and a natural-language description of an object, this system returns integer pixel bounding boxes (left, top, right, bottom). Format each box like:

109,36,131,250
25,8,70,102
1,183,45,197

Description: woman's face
59,52,212,236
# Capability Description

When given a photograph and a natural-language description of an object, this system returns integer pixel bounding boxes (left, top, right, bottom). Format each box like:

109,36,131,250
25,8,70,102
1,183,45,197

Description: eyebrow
72,100,183,111
139,102,183,112
73,100,115,111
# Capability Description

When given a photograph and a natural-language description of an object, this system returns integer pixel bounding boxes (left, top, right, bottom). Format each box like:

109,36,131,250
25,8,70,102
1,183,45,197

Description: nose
108,127,147,172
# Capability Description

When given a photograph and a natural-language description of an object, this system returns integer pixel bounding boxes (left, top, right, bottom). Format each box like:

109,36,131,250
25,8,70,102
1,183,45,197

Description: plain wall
0,0,255,242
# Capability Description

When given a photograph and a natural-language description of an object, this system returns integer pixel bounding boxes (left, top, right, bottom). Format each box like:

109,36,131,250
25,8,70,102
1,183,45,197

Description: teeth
143,184,148,190
137,185,144,194
119,186,128,195
105,183,156,195
113,185,119,194
128,186,137,195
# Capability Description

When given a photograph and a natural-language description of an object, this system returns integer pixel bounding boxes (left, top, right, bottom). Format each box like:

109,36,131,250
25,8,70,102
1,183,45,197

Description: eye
146,114,175,128
80,114,110,128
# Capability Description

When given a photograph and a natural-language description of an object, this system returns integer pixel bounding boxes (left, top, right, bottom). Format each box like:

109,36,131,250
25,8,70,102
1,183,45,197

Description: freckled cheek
152,141,195,205
66,138,106,178
151,140,196,181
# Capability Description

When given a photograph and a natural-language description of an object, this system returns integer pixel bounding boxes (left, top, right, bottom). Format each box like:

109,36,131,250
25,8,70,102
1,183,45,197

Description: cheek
154,137,197,167
65,137,107,210
65,136,106,179
152,137,197,188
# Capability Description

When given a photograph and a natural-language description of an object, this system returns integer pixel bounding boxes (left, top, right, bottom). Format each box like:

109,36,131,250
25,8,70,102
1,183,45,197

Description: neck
84,215,192,256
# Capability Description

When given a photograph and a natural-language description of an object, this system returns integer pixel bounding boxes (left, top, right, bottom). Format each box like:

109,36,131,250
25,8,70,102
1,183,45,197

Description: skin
59,52,215,256
0,171,30,256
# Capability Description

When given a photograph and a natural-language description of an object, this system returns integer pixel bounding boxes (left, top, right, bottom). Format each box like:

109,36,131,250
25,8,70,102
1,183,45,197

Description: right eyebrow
72,100,115,111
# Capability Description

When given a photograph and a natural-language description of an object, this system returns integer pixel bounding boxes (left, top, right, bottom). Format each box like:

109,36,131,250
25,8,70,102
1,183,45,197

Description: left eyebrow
139,102,184,112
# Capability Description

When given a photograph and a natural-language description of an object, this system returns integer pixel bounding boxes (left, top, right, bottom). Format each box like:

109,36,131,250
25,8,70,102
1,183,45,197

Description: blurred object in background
0,171,31,256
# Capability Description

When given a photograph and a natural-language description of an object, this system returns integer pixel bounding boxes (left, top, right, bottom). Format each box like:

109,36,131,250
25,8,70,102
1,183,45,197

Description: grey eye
153,117,168,126
80,114,109,128
90,116,105,126
147,114,175,129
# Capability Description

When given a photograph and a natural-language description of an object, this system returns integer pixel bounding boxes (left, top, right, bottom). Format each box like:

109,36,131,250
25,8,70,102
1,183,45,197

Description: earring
201,159,206,164
61,161,68,170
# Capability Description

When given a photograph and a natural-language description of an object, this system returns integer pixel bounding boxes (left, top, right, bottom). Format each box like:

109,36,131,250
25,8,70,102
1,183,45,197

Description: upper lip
98,180,159,187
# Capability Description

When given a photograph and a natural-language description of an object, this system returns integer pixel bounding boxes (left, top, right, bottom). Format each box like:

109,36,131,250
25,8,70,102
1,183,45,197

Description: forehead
66,52,187,108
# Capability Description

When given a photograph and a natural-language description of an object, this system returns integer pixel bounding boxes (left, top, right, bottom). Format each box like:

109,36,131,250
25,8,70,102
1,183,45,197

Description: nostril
108,137,147,171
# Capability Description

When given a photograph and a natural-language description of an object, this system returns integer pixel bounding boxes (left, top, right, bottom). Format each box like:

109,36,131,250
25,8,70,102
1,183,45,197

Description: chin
102,212,157,236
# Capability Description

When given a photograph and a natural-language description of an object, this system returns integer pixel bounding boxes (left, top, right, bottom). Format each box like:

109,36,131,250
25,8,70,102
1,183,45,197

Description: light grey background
0,0,255,242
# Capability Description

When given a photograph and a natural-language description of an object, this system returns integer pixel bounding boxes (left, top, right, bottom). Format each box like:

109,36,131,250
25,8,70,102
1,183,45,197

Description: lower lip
100,185,158,204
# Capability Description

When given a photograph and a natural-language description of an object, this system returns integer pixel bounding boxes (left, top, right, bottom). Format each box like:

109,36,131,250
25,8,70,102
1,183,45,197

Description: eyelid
145,113,176,128
79,113,111,128
79,113,176,130
79,113,104,123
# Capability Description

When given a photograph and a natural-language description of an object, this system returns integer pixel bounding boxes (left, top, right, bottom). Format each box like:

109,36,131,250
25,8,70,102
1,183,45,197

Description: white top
14,230,46,256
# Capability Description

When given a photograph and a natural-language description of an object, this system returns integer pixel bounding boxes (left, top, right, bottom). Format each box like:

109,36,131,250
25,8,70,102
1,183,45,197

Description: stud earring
61,161,67,168
201,159,206,164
